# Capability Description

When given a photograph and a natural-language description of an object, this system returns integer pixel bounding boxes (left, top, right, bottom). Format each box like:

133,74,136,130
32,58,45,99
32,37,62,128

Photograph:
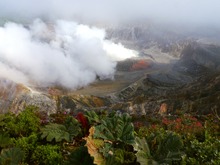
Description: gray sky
0,0,220,27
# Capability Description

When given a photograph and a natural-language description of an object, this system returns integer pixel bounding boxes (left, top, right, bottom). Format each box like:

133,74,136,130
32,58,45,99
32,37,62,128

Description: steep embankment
0,78,57,114
0,78,112,114
113,43,220,115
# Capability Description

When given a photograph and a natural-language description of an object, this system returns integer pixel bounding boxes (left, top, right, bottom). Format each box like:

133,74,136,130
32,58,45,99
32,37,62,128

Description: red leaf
76,112,89,129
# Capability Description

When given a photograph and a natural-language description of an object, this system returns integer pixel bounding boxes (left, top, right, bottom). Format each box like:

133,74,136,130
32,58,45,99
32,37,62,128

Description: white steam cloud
0,19,136,88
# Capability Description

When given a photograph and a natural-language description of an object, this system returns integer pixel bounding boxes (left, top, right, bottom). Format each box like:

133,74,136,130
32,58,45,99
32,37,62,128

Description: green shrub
31,145,62,165
1,107,219,165
13,133,38,162
185,136,220,164
0,147,24,165
6,106,40,137
65,146,94,165
0,133,12,149
110,148,136,165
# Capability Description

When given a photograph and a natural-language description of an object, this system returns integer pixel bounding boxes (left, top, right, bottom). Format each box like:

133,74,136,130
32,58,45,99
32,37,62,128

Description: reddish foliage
35,111,49,125
162,115,203,134
151,124,157,129
176,118,182,123
50,113,68,124
195,121,202,127
162,118,170,125
76,112,89,130
133,121,144,128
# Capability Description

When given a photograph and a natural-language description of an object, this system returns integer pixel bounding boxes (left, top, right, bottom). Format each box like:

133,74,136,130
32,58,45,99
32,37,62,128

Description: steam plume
0,19,136,88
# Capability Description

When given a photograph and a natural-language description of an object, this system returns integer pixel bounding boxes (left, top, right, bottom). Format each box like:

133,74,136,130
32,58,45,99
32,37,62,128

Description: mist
0,0,219,89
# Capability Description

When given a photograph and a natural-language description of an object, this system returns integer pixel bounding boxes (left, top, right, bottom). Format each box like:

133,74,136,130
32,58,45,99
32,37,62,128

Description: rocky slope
0,78,113,114
112,43,220,115
0,24,220,116
0,78,57,114
106,24,193,59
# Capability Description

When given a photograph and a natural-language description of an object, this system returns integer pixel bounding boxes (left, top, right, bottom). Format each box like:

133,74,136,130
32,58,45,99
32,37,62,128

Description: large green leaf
64,116,82,138
135,132,184,164
93,113,135,144
156,133,184,163
41,123,70,142
133,137,158,165
84,127,106,165
0,147,24,165
85,111,101,125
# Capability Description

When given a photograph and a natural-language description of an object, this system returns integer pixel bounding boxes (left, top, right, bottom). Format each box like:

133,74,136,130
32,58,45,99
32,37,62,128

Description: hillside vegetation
0,106,219,165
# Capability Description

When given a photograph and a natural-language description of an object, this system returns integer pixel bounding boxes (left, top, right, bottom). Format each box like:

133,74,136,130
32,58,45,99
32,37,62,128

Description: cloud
0,19,136,88
0,0,220,27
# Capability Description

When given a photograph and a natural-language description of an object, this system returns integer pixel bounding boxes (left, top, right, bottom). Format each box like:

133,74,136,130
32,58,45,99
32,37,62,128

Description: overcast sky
0,0,220,27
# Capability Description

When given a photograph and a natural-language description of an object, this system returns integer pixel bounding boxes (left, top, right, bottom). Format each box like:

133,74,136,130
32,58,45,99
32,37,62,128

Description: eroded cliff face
0,78,111,114
0,78,57,114
0,78,26,113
